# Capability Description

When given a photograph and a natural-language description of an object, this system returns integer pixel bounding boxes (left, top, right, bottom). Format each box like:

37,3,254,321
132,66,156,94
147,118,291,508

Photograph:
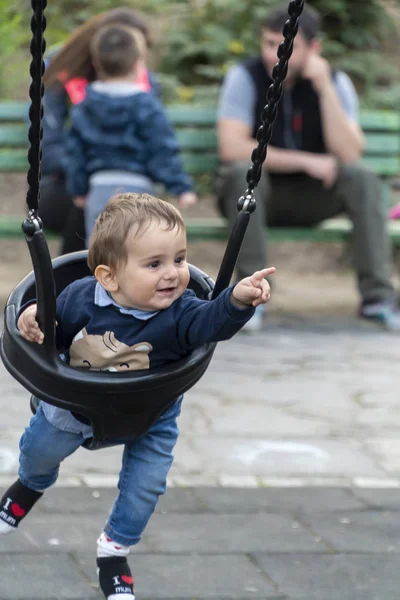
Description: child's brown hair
87,193,186,273
90,23,144,78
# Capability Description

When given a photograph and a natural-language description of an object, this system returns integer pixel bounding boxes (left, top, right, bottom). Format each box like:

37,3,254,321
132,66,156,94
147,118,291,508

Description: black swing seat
0,249,216,450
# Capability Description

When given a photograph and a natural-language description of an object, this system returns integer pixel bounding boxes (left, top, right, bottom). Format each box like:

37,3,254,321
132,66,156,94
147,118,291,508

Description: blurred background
1,0,399,108
0,0,399,314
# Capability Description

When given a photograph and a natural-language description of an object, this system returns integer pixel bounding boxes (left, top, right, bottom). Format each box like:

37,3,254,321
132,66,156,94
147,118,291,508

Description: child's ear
94,264,118,292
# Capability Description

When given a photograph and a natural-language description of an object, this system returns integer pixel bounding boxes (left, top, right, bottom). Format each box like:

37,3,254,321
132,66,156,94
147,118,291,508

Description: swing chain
23,0,47,234
240,0,305,208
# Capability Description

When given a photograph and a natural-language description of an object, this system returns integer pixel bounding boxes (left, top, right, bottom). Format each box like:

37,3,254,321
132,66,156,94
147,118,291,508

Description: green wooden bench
0,101,399,243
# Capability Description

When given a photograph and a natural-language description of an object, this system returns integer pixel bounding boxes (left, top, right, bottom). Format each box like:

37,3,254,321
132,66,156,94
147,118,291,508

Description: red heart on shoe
11,503,25,517
121,575,134,584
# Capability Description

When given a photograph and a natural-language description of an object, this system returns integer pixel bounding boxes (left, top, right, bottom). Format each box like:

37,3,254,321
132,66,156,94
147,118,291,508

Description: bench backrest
0,101,399,177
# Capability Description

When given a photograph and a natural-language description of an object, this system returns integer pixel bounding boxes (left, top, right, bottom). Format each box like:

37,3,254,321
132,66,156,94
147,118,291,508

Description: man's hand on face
302,54,331,93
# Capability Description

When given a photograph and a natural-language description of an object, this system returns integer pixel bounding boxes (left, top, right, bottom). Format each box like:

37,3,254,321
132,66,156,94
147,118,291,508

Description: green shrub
3,0,400,109
156,0,399,108
0,1,24,97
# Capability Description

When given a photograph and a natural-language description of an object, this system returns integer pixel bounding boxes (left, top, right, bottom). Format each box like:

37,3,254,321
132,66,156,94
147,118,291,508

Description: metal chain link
244,0,305,197
25,0,47,220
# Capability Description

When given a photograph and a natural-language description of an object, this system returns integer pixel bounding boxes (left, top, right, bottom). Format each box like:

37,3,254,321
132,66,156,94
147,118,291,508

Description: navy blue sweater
55,277,254,371
64,85,192,197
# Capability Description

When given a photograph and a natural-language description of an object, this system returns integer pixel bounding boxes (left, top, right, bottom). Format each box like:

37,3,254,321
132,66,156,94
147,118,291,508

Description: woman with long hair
40,7,160,254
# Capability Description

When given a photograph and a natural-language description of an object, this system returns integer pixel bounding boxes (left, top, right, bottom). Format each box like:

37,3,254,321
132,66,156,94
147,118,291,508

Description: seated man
216,2,400,331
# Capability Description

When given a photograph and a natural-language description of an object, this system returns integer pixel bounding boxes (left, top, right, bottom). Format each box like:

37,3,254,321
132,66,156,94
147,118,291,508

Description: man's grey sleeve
217,64,256,128
333,71,360,122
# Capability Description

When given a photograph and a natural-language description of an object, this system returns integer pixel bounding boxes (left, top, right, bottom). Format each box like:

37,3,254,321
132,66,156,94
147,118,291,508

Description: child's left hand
231,267,276,308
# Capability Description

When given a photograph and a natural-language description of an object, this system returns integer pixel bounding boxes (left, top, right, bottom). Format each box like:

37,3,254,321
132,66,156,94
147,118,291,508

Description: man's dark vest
243,56,331,154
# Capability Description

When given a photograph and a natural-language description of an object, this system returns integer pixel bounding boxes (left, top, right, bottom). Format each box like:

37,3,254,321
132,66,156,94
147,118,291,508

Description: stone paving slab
300,510,400,553
192,486,367,514
0,553,98,599
254,554,399,600
351,488,400,510
36,486,207,516
143,513,325,553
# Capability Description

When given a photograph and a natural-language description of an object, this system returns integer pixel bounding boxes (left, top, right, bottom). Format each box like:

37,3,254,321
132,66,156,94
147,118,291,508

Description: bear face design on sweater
69,328,152,371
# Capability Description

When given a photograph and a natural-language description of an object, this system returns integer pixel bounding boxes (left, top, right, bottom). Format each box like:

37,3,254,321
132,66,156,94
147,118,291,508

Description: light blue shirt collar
94,282,159,321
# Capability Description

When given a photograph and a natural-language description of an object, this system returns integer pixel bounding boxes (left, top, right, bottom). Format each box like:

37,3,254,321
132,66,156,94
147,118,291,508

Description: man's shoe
359,300,400,331
241,305,265,333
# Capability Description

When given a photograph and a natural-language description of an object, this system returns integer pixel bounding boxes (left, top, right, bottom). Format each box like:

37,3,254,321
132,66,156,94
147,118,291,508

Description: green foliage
156,0,276,103
17,0,150,46
0,1,24,97
310,0,400,109
1,0,399,109
156,0,399,107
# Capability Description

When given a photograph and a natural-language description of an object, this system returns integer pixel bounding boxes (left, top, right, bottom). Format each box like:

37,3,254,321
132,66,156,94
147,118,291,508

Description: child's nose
164,265,178,279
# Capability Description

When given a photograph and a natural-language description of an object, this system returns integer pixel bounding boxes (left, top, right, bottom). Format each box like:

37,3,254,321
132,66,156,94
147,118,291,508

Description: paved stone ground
1,314,400,487
1,485,400,599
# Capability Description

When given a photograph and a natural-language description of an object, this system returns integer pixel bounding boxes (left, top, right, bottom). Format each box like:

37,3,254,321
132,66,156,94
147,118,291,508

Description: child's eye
175,256,185,264
149,261,160,268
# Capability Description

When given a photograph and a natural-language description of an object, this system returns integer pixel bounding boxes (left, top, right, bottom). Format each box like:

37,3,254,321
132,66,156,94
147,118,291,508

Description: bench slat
180,152,218,174
179,154,400,177
359,110,400,130
361,156,400,176
0,102,28,122
184,217,400,243
176,129,217,150
2,214,400,244
363,133,400,154
166,106,216,126
0,150,397,178
0,150,27,171
0,215,57,239
0,125,27,146
0,103,399,132
3,124,396,159
176,130,400,155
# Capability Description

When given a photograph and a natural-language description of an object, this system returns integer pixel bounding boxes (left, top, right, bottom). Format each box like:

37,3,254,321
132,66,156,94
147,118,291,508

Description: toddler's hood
82,86,143,130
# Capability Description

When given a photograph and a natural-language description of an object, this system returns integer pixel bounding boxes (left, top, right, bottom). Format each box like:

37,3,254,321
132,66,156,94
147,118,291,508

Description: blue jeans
18,399,182,546
85,175,154,246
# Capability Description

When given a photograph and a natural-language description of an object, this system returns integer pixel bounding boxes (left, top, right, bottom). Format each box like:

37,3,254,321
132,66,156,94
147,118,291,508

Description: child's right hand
231,267,276,308
17,304,44,344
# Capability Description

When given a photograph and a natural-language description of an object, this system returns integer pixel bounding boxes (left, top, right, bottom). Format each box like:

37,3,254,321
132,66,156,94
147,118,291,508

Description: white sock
97,531,130,558
97,533,134,599
101,591,134,600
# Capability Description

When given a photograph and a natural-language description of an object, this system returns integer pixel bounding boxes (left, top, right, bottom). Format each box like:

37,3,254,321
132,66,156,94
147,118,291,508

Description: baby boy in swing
0,192,274,599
